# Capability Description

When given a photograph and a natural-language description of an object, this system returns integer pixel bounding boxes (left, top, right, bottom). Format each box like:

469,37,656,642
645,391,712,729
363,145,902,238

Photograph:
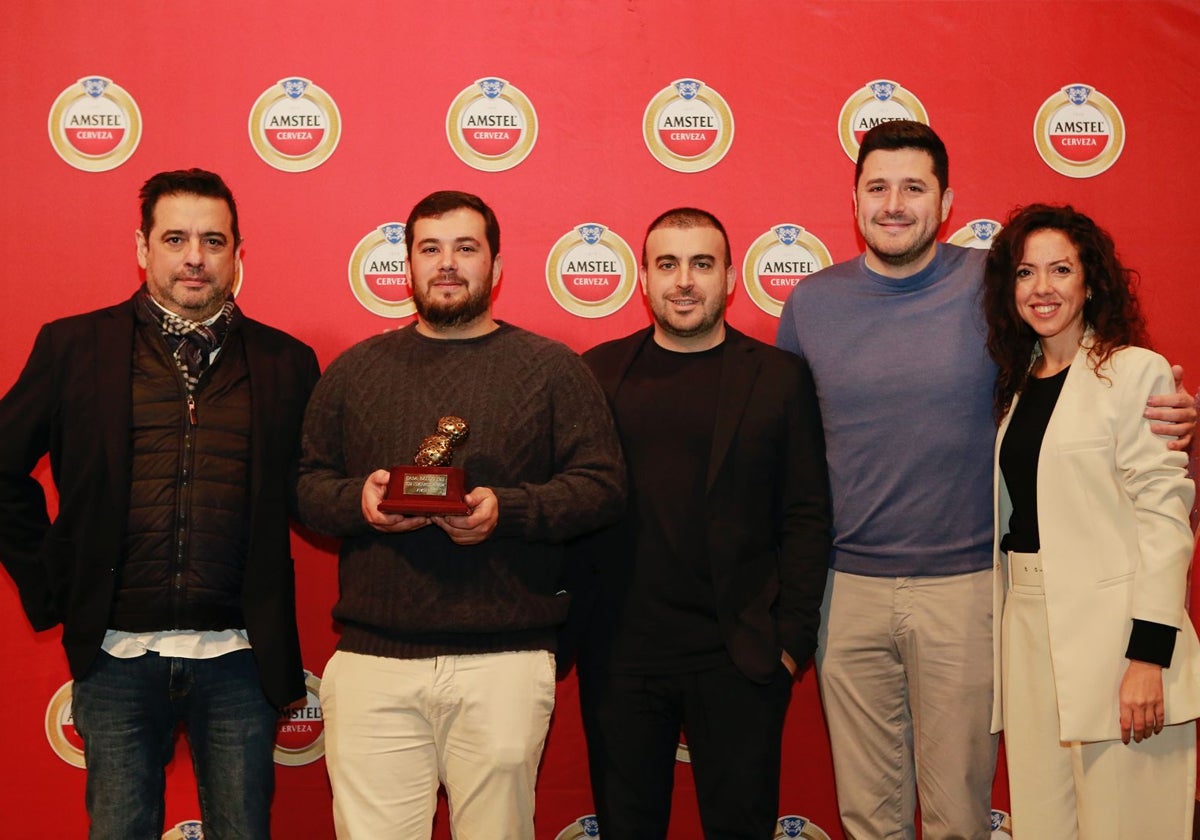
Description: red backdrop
2,2,1198,837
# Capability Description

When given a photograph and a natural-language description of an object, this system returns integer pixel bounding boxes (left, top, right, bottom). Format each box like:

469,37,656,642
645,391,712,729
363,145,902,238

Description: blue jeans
71,649,279,840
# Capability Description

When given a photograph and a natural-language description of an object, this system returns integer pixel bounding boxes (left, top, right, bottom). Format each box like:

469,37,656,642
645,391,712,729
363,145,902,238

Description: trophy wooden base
378,465,470,516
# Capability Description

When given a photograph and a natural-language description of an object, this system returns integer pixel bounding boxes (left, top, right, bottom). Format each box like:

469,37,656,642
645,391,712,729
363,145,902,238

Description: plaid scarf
136,288,236,392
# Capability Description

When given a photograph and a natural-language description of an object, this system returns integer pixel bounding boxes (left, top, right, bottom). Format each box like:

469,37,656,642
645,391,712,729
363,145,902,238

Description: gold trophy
378,416,470,515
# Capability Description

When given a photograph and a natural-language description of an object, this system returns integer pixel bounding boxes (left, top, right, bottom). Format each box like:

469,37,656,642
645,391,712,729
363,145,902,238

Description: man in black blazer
0,169,319,839
572,208,831,838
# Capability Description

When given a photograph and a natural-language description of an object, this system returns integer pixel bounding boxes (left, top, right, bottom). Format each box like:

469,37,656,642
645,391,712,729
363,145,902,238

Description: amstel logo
990,808,1014,837
1034,84,1124,178
48,76,141,172
837,80,928,161
643,79,734,172
948,219,1004,250
231,260,244,299
545,223,638,318
554,811,833,837
44,680,85,768
775,814,833,839
162,820,204,839
248,77,342,172
555,814,601,840
446,77,538,171
274,670,324,766
348,222,415,319
743,224,833,317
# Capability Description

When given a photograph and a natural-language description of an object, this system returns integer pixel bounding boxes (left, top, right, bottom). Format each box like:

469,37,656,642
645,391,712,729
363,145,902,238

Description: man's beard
863,213,939,269
651,294,725,339
413,275,492,329
159,271,228,320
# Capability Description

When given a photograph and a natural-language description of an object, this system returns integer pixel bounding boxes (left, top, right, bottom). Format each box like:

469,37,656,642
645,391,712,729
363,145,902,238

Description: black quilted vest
110,322,252,631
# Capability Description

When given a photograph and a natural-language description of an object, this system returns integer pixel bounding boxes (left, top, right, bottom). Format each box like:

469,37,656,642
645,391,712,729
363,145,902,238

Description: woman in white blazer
982,204,1200,839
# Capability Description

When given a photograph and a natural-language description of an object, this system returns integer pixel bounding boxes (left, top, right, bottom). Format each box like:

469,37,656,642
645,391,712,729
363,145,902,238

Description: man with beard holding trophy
296,190,625,840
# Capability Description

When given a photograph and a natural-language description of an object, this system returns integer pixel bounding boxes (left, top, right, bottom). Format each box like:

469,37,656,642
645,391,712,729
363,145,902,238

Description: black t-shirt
999,365,1068,553
607,339,727,673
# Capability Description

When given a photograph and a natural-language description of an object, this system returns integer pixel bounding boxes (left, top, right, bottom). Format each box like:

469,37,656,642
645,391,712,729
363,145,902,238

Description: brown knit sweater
297,322,626,659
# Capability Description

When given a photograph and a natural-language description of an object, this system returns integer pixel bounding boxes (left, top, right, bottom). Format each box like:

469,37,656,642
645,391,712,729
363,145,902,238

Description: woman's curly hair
982,203,1149,422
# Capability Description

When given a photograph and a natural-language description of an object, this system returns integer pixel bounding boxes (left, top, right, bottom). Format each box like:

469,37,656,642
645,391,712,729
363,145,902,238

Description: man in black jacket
573,208,831,838
0,169,320,839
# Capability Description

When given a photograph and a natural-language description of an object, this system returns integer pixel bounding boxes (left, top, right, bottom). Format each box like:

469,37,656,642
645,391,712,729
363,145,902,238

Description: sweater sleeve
1126,618,1177,667
490,351,626,543
295,356,378,538
775,291,805,359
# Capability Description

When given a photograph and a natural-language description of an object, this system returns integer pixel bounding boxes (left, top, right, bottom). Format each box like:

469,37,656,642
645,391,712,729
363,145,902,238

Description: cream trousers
1002,573,1196,839
319,649,556,840
817,568,998,840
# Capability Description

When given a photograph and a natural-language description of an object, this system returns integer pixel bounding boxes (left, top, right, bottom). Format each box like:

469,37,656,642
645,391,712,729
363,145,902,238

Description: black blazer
0,292,320,707
567,326,831,683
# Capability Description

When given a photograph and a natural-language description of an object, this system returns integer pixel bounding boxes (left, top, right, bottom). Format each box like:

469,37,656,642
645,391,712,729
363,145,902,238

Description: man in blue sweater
776,121,1194,840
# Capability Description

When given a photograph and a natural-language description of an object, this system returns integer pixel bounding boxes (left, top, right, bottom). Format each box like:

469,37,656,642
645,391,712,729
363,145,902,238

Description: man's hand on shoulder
1145,364,1195,451
432,487,498,545
361,469,431,533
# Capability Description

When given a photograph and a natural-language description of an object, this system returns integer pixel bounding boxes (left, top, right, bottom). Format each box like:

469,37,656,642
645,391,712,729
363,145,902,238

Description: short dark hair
139,169,240,244
855,121,949,192
404,191,500,258
642,207,732,268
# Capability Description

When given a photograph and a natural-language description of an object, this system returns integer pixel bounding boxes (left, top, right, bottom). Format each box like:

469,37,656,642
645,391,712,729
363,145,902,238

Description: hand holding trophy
378,416,471,515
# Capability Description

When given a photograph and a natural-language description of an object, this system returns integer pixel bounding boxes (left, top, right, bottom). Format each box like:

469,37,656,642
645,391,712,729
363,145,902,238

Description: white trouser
320,649,556,840
1002,559,1196,840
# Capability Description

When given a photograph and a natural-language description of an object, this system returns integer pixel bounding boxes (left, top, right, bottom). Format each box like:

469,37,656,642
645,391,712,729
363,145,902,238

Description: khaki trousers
1002,577,1196,839
319,649,556,840
817,568,998,840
